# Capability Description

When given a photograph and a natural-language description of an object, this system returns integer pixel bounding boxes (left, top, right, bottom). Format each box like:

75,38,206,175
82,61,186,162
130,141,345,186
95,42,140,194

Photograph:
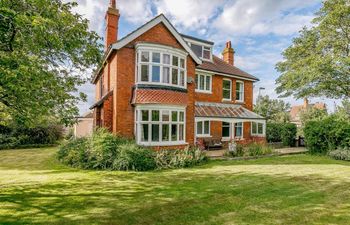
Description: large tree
276,0,350,99
254,95,291,123
0,0,103,126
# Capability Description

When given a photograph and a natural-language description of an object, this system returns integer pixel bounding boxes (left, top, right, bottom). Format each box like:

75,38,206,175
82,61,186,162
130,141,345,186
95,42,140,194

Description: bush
57,138,89,168
304,115,350,154
226,142,273,157
328,148,350,161
266,123,283,142
155,147,207,169
266,122,297,147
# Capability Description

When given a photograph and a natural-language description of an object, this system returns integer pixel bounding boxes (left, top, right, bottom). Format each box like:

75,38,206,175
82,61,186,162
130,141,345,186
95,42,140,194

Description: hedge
266,122,297,147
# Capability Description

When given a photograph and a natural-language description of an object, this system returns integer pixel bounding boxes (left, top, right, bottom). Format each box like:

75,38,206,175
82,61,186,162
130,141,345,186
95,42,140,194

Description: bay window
251,122,264,136
136,106,186,146
195,74,211,92
236,81,244,102
136,44,187,88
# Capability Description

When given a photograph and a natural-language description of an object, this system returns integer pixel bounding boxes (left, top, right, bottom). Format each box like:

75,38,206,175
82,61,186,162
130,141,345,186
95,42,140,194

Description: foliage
155,148,207,169
281,123,297,147
328,148,350,161
335,99,350,119
299,107,328,127
226,142,273,157
266,123,283,142
275,0,350,99
254,95,291,122
304,114,350,154
0,0,103,126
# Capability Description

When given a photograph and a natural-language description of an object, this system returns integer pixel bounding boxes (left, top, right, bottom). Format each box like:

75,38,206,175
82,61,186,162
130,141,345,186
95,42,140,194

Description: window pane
222,122,230,137
258,123,263,134
171,124,177,141
152,124,159,142
252,122,257,134
179,70,185,86
235,122,242,137
172,68,178,85
152,52,160,63
205,76,210,91
141,124,149,141
203,49,210,59
162,110,170,121
141,65,149,82
141,110,149,121
197,122,203,135
152,66,160,82
152,110,159,121
141,51,149,62
191,44,202,57
162,124,169,141
179,124,184,141
172,56,178,66
223,80,231,89
236,91,241,101
236,82,243,101
179,112,184,122
195,74,199,89
180,58,185,68
163,54,170,64
200,75,205,90
223,90,230,99
172,111,178,121
204,121,209,134
162,67,170,83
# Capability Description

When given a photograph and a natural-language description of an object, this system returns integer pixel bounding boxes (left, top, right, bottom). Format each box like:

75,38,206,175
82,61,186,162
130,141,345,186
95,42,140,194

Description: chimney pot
110,0,116,8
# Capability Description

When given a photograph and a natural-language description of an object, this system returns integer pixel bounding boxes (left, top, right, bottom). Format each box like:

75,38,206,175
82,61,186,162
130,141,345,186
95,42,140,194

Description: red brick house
90,1,266,148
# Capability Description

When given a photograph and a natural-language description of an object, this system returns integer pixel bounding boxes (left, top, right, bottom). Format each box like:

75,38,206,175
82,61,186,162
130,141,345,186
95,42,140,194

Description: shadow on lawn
1,169,350,225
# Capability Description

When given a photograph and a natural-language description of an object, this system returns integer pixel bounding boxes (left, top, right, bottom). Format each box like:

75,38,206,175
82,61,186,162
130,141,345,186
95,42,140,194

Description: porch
194,102,266,150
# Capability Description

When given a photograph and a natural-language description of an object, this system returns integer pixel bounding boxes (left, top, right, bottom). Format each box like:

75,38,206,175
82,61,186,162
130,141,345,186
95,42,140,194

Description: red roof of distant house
132,89,188,105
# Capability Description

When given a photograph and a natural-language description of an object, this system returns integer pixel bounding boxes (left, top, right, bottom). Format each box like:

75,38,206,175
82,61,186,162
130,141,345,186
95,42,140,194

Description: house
90,0,266,148
289,98,327,127
73,111,94,138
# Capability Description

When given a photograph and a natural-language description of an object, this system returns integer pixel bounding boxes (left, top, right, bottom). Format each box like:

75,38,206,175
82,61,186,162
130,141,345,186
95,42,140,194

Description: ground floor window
251,122,264,135
196,121,210,137
135,106,185,146
222,122,230,138
234,122,243,138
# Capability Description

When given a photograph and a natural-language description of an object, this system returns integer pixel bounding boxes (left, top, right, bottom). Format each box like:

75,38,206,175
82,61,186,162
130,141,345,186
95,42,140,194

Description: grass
1,148,350,224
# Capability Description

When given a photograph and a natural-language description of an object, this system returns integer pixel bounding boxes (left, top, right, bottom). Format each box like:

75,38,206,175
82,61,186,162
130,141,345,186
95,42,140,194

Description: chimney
303,98,309,108
105,0,120,51
222,41,235,66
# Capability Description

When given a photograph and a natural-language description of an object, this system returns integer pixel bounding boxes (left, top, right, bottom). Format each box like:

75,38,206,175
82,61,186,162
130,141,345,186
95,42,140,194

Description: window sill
195,90,212,94
251,134,265,137
235,100,244,104
222,99,232,102
196,134,212,138
138,141,188,146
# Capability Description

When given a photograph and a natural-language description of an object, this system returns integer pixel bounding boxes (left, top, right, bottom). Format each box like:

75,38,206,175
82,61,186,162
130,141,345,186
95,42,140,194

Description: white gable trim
111,14,202,65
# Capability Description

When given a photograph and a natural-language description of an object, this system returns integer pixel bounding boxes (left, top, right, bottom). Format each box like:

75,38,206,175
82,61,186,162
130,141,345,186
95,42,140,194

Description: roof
195,102,264,120
289,102,327,121
181,33,214,45
132,88,188,105
89,90,113,109
197,55,259,81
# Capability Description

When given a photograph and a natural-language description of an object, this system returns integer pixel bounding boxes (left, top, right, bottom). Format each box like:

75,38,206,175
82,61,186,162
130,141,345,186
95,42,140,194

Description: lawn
1,148,350,224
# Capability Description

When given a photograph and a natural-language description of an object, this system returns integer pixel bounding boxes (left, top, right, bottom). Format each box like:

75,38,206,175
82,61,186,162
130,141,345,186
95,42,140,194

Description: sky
68,0,340,114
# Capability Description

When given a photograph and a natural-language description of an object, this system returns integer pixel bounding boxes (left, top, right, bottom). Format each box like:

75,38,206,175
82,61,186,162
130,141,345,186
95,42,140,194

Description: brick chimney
222,41,235,66
105,0,120,51
303,98,309,108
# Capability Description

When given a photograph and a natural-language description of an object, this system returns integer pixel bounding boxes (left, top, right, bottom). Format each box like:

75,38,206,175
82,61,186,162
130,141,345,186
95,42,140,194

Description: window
136,107,185,145
222,122,230,138
196,121,210,136
195,74,211,92
251,122,264,135
190,44,202,57
203,47,211,59
137,46,186,88
236,81,244,102
190,43,212,60
223,79,232,100
234,122,243,138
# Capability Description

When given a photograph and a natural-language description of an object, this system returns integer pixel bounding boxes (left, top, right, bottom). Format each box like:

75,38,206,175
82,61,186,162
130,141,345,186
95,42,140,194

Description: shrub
155,147,207,169
304,115,350,154
328,148,350,161
281,123,297,147
57,138,89,168
266,123,283,142
226,142,273,158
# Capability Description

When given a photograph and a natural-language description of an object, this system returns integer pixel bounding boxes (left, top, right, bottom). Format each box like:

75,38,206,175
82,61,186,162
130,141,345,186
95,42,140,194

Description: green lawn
1,148,350,224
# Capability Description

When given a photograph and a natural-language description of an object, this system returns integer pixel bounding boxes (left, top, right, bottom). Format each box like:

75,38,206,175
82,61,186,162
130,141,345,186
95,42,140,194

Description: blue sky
69,0,340,114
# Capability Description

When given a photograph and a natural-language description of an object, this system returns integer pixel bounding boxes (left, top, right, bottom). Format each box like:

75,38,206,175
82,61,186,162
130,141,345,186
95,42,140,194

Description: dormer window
189,43,212,60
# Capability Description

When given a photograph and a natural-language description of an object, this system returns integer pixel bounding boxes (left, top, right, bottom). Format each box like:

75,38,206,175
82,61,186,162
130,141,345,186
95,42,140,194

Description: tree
254,95,291,122
0,0,103,126
299,107,328,127
276,0,350,99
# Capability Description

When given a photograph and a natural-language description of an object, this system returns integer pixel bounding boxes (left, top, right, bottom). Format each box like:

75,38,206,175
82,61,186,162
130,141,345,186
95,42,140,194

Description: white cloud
118,0,153,24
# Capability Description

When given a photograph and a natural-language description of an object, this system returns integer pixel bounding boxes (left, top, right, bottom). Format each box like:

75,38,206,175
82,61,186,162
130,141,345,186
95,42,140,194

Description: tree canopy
254,95,291,122
276,0,350,99
0,0,103,126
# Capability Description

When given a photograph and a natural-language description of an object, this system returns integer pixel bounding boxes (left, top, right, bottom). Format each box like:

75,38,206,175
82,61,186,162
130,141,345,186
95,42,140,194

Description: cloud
118,0,153,24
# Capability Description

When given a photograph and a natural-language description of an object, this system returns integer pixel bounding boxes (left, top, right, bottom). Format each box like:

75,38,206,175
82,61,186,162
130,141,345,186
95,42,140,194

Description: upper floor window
136,44,186,88
189,43,212,60
195,74,211,93
236,81,244,102
223,79,232,101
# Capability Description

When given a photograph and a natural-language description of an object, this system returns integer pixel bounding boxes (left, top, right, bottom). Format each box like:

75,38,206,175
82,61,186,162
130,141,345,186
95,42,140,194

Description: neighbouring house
289,98,327,127
90,0,266,148
73,111,94,138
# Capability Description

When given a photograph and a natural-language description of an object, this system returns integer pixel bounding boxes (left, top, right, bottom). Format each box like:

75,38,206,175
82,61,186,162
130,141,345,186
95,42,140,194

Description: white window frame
135,105,186,146
251,121,265,136
195,73,212,93
222,78,232,101
234,122,243,139
236,81,244,102
221,122,231,141
187,40,213,61
135,43,187,89
196,120,211,137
